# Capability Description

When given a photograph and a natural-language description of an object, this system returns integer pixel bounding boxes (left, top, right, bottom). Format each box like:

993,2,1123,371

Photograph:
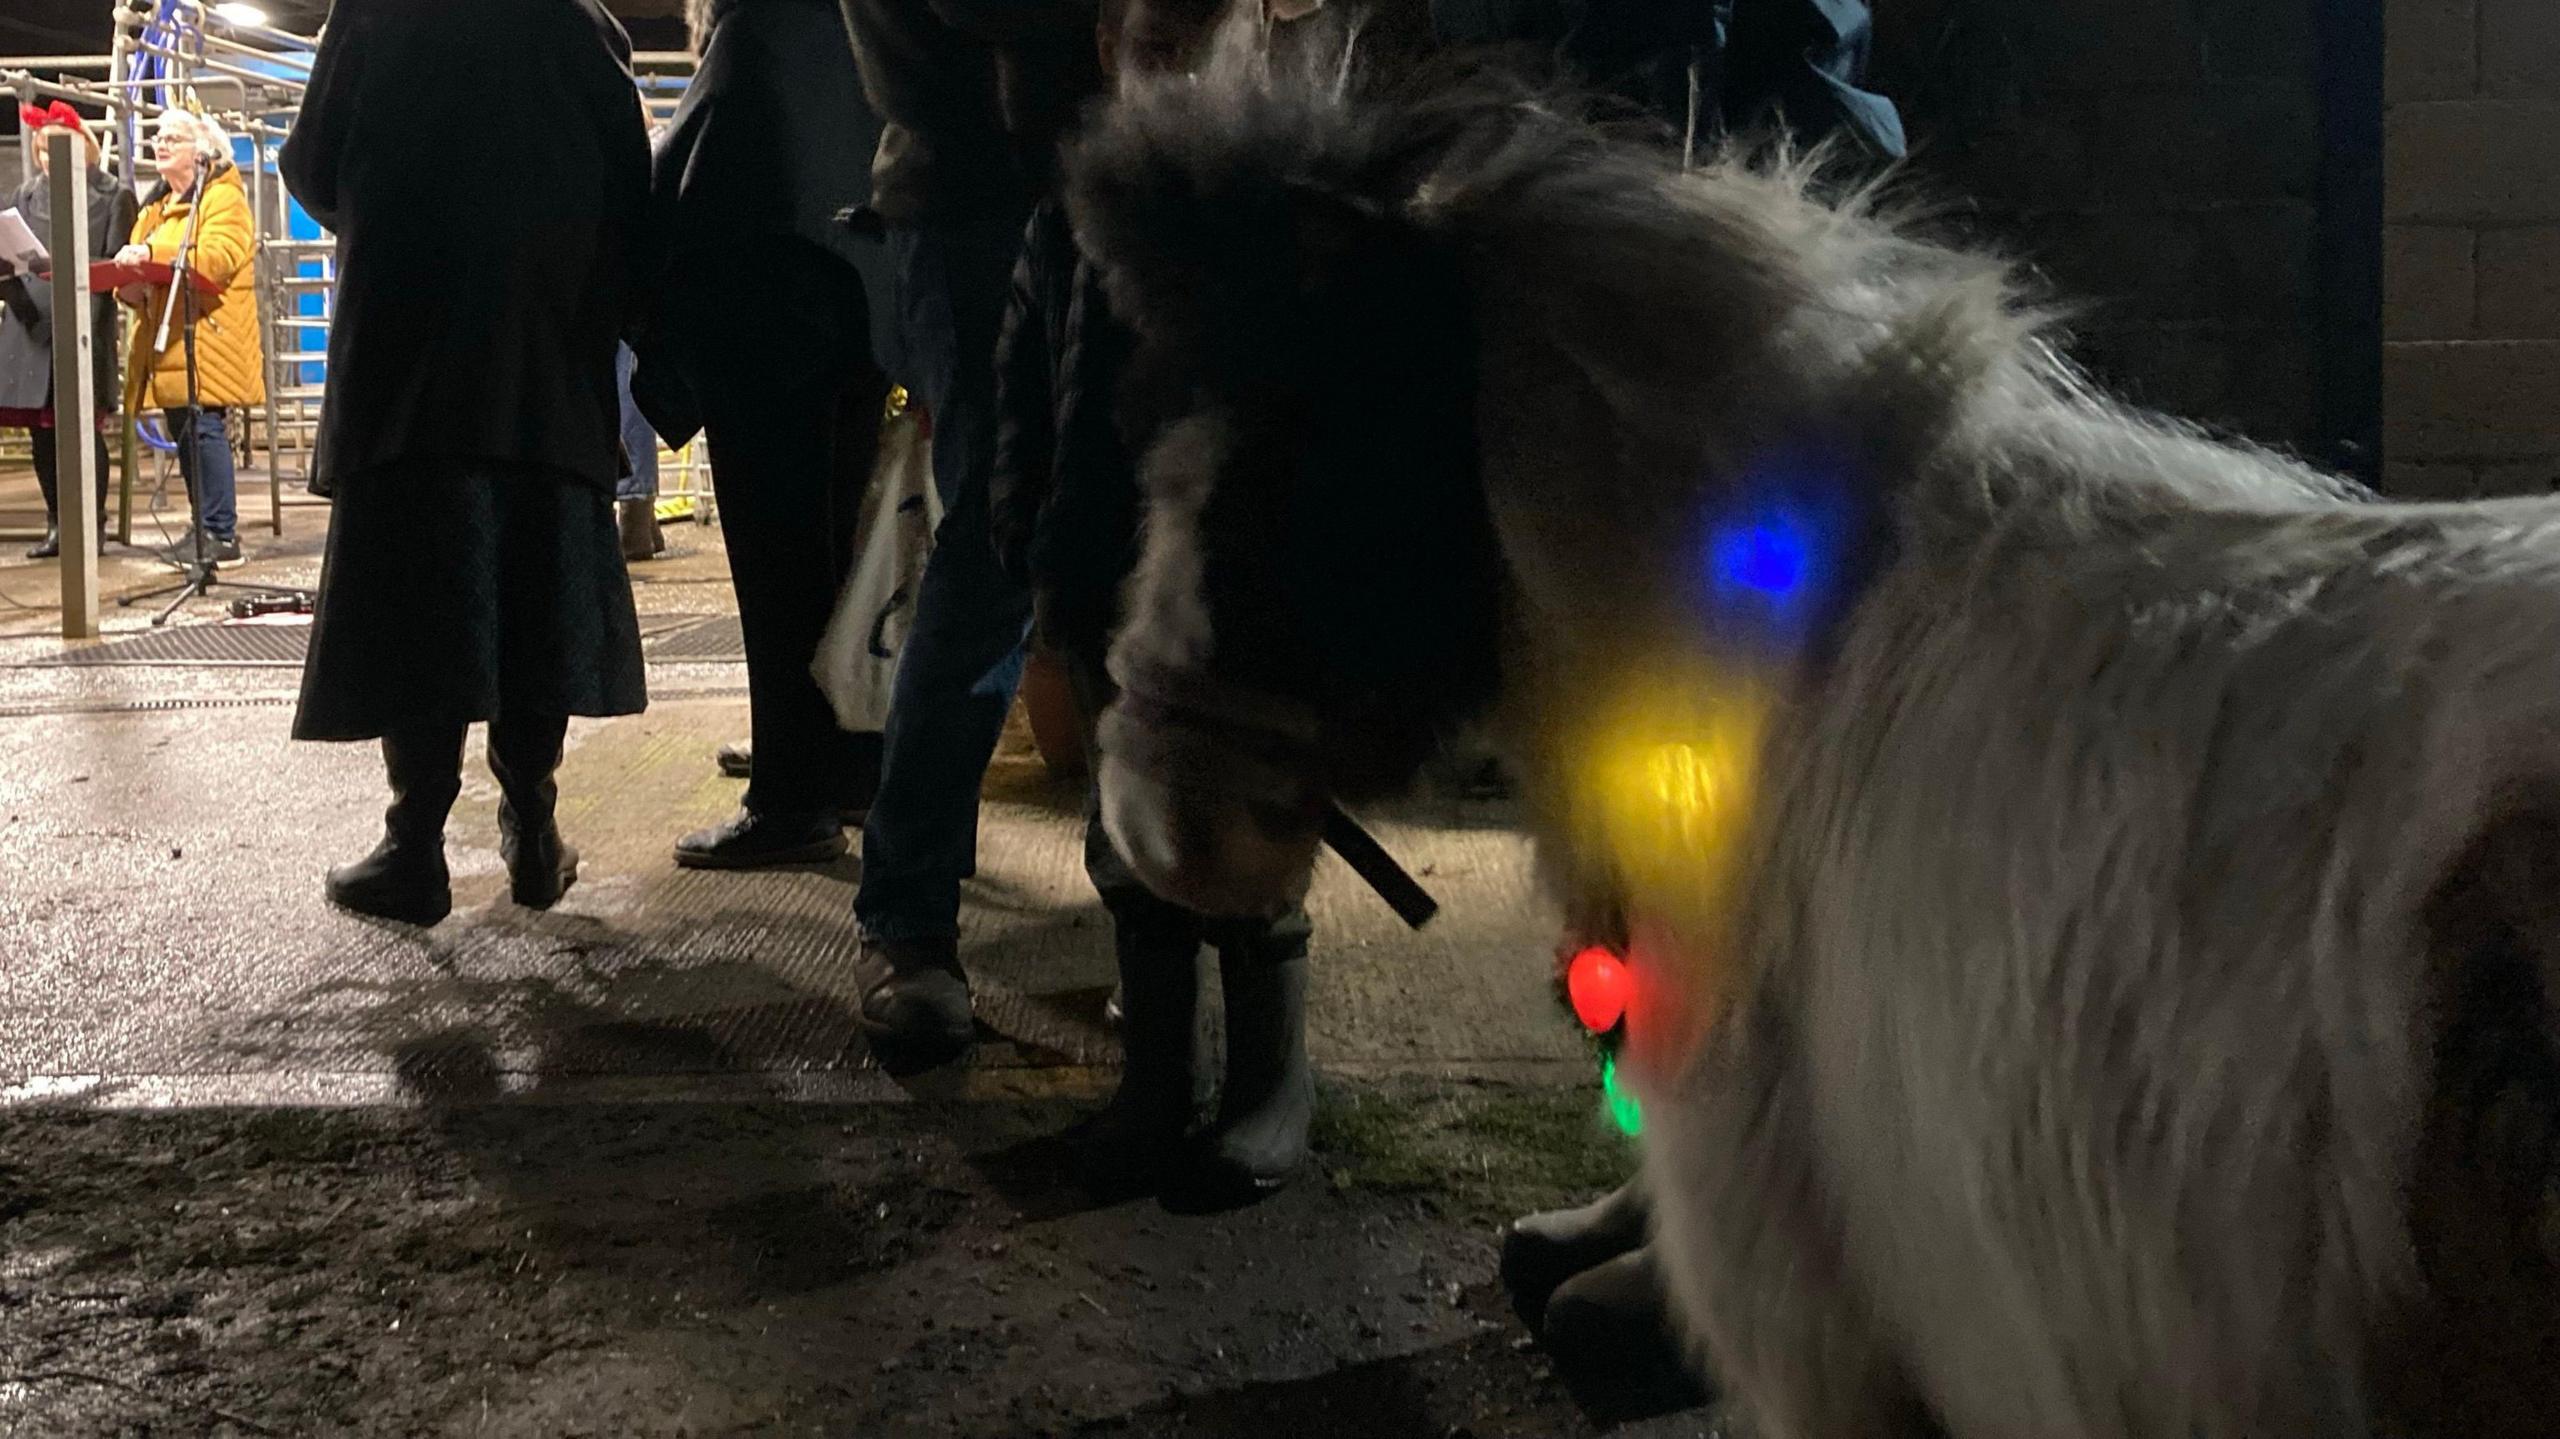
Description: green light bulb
1600,1050,1644,1138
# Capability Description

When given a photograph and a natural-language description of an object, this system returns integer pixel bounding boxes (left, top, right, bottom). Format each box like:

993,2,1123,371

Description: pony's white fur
1070,31,2560,1439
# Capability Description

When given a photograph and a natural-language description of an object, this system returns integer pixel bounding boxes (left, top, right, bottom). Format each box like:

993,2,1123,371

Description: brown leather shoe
851,935,974,1060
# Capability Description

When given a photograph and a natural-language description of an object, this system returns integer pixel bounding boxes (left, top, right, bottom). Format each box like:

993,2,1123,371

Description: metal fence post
50,127,101,640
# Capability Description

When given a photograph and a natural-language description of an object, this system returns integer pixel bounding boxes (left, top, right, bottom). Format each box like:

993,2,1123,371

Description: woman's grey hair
153,107,230,165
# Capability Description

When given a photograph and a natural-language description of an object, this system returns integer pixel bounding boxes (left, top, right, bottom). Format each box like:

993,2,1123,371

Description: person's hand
114,243,151,265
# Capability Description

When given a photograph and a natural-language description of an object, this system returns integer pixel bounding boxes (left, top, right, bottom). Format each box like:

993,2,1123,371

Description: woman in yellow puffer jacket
116,107,262,561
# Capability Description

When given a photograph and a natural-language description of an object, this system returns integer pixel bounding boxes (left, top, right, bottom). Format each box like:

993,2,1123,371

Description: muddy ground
0,503,1724,1437
0,1077,1730,1438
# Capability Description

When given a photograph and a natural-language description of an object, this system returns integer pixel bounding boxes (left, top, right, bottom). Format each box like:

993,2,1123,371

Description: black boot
617,497,662,561
1075,920,1205,1198
499,803,578,909
1501,1179,1651,1334
327,727,463,926
675,807,847,869
27,427,61,560
1189,924,1316,1201
24,427,109,559
489,711,576,909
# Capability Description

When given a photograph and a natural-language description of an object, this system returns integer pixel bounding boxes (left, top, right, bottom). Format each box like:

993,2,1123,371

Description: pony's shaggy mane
1067,25,2369,550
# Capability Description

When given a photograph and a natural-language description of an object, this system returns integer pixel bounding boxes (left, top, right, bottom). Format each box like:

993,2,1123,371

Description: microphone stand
119,159,311,626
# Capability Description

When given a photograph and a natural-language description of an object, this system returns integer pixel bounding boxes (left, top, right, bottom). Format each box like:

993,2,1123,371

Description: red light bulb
1567,946,1632,1033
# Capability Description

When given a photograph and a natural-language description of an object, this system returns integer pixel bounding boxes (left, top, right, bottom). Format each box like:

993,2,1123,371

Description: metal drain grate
41,622,311,667
644,615,746,662
27,614,751,669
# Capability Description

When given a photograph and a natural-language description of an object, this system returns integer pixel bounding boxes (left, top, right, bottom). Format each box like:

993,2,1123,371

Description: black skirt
293,461,648,741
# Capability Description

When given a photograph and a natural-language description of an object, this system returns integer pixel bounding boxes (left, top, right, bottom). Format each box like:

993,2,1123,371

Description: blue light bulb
1713,511,1813,601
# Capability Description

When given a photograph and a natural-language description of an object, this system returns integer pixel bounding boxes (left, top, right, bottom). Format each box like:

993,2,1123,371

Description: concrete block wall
1874,0,2329,455
2383,0,2560,496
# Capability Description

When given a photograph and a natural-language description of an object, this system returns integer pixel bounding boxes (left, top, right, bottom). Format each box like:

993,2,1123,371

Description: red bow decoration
19,100,84,132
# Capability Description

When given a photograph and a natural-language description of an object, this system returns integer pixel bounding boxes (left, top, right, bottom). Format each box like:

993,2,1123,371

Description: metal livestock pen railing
1,1,707,542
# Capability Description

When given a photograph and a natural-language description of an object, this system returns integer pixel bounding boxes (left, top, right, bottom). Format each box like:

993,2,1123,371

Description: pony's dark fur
1070,25,2560,1438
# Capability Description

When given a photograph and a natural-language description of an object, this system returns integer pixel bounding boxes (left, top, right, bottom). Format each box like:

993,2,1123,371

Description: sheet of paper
0,208,49,274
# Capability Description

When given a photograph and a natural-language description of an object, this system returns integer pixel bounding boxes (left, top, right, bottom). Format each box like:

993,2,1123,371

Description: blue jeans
167,405,237,540
615,343,659,502
853,215,1034,944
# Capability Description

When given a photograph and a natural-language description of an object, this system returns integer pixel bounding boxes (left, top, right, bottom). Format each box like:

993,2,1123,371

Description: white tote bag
814,392,944,734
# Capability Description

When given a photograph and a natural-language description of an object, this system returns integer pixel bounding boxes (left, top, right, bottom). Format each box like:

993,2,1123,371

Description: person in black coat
0,105,130,560
282,0,653,927
633,0,895,871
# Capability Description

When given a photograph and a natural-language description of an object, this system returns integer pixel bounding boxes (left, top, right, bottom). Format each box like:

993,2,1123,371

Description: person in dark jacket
635,0,896,870
282,0,653,927
990,0,1316,1200
0,103,128,560
836,0,1096,1057
1427,0,1904,160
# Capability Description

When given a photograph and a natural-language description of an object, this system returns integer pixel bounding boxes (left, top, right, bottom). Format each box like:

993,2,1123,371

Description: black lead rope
1322,806,1439,930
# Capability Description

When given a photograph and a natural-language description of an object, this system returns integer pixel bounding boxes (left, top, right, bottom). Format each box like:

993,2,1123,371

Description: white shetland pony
1067,30,2560,1439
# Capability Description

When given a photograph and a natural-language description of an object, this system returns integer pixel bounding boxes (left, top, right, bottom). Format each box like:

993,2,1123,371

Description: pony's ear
1074,161,1426,381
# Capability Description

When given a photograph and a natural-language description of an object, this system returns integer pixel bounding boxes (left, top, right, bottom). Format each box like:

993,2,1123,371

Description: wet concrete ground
0,469,1718,1437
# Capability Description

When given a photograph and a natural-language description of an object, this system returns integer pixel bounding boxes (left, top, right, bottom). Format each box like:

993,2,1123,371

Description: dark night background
5,0,2407,478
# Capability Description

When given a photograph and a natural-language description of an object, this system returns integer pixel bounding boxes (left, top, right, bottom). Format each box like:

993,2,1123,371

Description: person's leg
166,406,237,552
615,343,662,560
1195,904,1317,1199
671,243,879,867
194,407,238,542
848,214,1033,1055
29,416,112,552
25,425,61,558
1065,650,1207,1190
29,424,58,520
488,708,577,908
852,488,1032,935
325,722,467,926
846,506,1030,1054
92,426,111,530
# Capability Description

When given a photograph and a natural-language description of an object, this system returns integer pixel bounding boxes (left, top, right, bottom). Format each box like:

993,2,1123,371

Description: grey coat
0,165,131,415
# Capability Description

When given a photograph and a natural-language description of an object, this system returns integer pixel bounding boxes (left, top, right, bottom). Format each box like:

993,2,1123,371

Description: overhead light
212,3,271,24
